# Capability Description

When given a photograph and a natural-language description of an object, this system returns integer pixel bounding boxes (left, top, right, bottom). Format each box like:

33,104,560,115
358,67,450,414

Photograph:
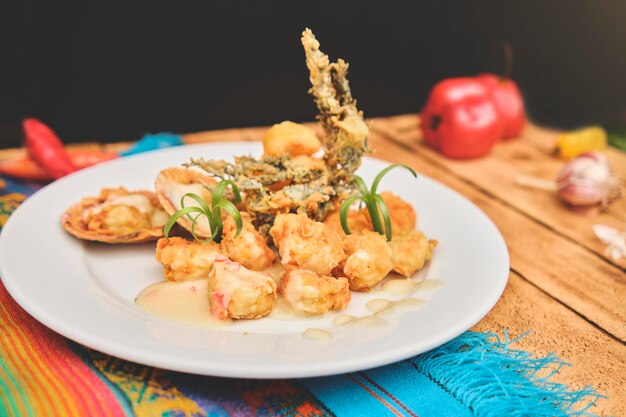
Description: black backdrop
1,1,625,147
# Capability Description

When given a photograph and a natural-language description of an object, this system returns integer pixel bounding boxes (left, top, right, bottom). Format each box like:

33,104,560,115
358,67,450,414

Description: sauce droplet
302,328,332,340
333,314,356,326
381,278,419,296
419,279,443,290
349,316,387,327
366,298,393,313
375,298,425,317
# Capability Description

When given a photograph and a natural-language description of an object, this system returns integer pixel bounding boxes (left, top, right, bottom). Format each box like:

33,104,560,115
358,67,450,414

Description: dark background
1,1,625,147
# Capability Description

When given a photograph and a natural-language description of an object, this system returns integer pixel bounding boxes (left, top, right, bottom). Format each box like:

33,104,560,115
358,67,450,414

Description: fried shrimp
270,213,345,275
208,256,276,320
220,213,275,271
155,237,224,282
341,231,394,291
263,121,322,157
279,269,350,314
389,230,438,277
361,191,416,235
323,208,371,238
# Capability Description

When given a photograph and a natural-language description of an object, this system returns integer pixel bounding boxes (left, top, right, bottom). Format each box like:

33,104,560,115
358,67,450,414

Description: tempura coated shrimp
341,231,393,291
389,230,438,277
155,237,223,282
208,256,276,320
220,213,275,271
323,208,371,238
279,269,350,314
361,191,416,235
270,213,345,275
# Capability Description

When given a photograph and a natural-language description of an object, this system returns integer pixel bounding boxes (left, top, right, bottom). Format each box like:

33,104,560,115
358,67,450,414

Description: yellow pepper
556,126,607,159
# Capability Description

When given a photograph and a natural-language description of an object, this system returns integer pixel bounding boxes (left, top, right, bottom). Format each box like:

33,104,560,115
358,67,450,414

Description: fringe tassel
409,330,605,417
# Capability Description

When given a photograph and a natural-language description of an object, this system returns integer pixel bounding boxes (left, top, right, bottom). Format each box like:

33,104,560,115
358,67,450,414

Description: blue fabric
118,133,183,156
300,332,603,417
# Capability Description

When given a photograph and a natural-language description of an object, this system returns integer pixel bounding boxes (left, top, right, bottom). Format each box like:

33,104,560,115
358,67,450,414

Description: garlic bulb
556,152,620,208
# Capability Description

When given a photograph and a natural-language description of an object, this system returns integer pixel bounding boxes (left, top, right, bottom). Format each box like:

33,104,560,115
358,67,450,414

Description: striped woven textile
0,175,603,417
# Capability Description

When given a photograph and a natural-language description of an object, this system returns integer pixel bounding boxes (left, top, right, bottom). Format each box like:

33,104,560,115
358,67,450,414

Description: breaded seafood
62,187,168,243
263,121,321,157
341,231,393,291
389,230,438,277
155,167,217,238
279,269,351,314
361,191,416,235
270,213,345,276
185,29,370,228
323,208,371,238
208,256,276,320
155,237,223,282
220,213,275,271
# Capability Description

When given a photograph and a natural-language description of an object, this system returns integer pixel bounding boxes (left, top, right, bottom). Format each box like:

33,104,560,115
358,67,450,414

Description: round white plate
0,142,509,378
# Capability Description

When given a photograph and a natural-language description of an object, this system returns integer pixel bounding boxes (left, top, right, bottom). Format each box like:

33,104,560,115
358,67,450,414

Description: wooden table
2,114,625,415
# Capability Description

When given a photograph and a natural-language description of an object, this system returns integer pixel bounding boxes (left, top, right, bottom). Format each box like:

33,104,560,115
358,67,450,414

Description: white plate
0,142,509,378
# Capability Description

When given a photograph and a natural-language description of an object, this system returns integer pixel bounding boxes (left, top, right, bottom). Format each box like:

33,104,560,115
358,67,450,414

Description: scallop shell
155,168,217,238
61,187,166,244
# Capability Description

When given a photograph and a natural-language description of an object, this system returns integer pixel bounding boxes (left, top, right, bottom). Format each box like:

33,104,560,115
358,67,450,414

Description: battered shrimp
208,256,276,320
389,230,438,277
270,213,345,275
155,237,223,282
279,269,351,314
341,231,394,291
263,121,322,157
323,208,371,238
220,213,275,270
361,191,416,235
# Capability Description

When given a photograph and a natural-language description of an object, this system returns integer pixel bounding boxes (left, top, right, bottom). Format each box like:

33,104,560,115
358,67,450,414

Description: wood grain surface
1,115,624,415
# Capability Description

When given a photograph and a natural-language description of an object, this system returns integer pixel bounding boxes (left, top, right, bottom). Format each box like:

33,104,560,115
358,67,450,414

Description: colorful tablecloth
0,175,603,417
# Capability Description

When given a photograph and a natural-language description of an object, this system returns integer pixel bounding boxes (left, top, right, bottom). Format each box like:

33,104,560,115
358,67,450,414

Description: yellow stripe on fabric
87,352,203,417
0,302,76,416
0,359,31,417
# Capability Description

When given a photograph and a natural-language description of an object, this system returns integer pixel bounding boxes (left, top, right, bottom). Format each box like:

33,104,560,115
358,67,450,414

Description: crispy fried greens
186,28,369,230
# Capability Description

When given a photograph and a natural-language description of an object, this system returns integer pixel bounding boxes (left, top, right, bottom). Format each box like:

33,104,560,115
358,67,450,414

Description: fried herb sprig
164,180,243,243
340,164,416,241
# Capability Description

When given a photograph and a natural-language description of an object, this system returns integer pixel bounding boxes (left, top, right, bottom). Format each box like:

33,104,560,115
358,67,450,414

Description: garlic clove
556,151,620,208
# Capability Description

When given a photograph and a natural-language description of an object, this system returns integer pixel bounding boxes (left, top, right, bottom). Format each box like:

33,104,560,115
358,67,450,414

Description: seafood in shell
62,187,168,243
155,167,217,238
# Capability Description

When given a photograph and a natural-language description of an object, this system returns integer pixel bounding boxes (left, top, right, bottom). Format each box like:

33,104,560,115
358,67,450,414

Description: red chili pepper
420,78,503,159
23,118,77,179
0,158,51,181
0,150,119,182
69,150,118,169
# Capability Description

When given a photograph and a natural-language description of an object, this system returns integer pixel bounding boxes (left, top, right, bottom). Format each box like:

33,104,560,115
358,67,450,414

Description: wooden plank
366,131,626,340
473,272,625,417
370,115,626,270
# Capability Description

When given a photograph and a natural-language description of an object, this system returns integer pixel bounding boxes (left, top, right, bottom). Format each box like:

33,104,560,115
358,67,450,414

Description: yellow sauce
302,328,332,340
366,298,393,313
374,298,425,318
135,279,230,328
348,315,387,328
380,278,419,296
419,279,443,290
333,314,356,326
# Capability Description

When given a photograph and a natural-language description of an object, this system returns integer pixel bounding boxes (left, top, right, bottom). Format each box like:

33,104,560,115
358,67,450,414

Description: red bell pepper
421,78,503,159
23,118,77,179
475,73,525,139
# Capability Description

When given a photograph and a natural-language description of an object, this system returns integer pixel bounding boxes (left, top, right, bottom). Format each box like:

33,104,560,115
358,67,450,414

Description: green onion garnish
340,164,416,241
164,179,243,243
